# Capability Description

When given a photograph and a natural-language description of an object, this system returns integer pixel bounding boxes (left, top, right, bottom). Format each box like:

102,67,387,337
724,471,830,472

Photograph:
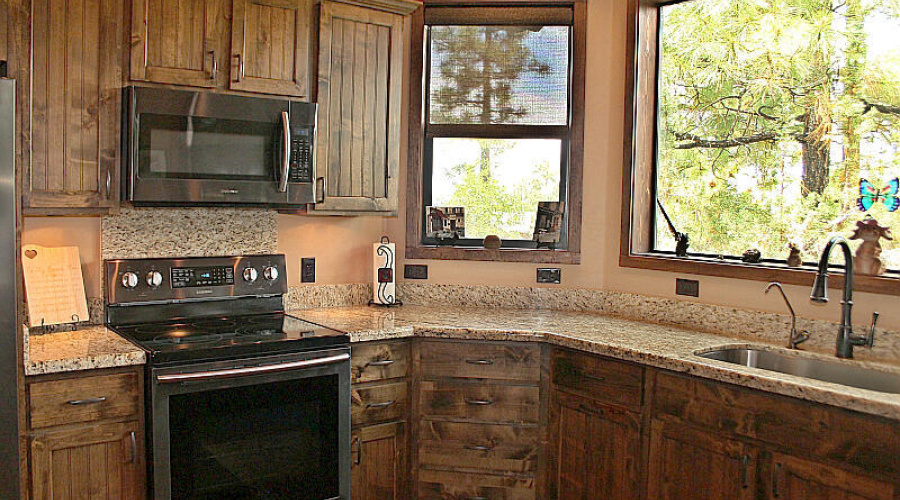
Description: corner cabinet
310,0,419,215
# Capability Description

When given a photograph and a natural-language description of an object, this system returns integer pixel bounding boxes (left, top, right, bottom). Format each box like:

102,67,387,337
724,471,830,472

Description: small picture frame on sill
426,206,466,244
533,201,564,249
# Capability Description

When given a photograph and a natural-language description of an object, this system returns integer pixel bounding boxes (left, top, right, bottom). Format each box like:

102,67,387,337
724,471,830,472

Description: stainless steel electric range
105,255,350,500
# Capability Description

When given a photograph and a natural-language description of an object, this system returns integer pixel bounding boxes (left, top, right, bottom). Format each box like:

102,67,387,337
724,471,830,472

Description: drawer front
351,381,408,427
29,371,140,429
551,348,644,411
418,421,539,473
419,381,540,424
418,470,535,500
351,340,410,384
419,340,540,382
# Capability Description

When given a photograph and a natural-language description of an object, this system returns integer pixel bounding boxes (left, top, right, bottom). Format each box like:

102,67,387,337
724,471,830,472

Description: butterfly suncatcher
857,178,900,213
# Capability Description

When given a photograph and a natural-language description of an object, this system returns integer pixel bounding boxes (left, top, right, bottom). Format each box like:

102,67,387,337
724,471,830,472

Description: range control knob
263,266,279,281
146,271,164,288
243,267,259,283
121,272,139,289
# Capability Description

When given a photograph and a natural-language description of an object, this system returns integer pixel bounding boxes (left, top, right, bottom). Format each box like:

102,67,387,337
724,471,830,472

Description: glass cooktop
112,313,349,365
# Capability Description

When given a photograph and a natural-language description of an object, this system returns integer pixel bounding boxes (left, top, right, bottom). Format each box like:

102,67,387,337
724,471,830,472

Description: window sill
407,244,581,264
620,252,900,296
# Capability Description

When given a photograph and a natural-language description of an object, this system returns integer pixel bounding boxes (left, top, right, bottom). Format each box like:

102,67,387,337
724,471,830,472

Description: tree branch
674,132,778,149
862,99,900,116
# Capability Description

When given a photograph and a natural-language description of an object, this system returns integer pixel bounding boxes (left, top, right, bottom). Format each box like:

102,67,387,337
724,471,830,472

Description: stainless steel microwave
124,86,317,206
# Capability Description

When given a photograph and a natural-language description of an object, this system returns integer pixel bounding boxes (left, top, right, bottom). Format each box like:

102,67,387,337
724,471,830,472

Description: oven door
126,86,300,206
149,348,351,500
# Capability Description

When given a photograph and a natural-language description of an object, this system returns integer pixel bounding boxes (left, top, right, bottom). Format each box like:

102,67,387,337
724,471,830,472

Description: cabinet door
547,393,641,500
769,452,895,500
311,1,403,214
26,0,124,212
351,421,407,500
229,0,311,96
130,0,219,87
31,420,144,500
647,419,758,500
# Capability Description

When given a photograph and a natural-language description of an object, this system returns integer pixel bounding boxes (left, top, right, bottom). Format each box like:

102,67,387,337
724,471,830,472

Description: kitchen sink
696,347,900,394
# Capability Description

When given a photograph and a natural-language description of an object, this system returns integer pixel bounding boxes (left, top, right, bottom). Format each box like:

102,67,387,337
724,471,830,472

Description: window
622,0,900,294
406,4,586,263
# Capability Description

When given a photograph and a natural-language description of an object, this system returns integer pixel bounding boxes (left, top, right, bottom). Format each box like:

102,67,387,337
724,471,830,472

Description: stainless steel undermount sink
696,347,900,394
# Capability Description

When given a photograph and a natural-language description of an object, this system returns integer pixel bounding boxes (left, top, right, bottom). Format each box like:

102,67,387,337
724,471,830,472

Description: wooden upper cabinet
26,0,125,212
130,0,220,87
311,0,419,214
230,0,311,96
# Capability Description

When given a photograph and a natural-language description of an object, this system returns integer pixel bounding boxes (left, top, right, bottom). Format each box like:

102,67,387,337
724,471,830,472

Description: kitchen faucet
810,236,879,359
765,282,809,349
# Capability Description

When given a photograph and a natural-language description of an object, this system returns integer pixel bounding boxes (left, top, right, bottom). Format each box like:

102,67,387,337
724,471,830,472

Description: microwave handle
279,111,291,193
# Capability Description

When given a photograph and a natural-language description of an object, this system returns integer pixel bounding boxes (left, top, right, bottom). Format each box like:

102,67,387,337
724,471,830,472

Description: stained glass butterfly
857,178,900,212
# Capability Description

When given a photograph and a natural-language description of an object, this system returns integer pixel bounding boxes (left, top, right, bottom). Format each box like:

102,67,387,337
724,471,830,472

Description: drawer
351,340,410,384
351,381,408,427
28,370,140,429
418,421,538,473
419,340,540,382
551,348,644,411
419,380,540,424
418,469,535,500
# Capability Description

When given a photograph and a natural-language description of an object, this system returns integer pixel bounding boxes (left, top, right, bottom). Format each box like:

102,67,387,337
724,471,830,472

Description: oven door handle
279,110,291,193
156,353,349,383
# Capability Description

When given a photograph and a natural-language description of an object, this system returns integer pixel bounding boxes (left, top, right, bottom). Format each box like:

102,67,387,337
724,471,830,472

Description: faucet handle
865,312,879,348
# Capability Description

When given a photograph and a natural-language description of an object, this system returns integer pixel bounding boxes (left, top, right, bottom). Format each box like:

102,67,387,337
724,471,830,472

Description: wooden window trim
405,0,586,264
619,0,900,296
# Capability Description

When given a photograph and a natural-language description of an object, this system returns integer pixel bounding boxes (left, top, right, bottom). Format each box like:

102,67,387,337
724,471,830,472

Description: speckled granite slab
285,284,372,310
24,325,146,376
292,305,900,420
101,207,277,260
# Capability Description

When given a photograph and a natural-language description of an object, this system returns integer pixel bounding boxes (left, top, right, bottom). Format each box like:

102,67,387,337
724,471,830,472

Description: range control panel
106,254,287,305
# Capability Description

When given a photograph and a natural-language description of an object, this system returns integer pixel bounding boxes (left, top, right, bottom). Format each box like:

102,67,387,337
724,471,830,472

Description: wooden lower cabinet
548,393,641,500
351,421,408,500
768,452,895,500
646,419,758,500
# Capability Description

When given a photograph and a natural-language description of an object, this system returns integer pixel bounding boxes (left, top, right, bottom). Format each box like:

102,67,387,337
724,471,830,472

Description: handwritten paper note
21,245,89,327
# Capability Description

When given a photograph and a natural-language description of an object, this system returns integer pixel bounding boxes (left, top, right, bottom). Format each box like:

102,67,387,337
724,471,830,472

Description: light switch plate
404,264,428,280
676,278,699,297
537,268,561,284
301,258,316,283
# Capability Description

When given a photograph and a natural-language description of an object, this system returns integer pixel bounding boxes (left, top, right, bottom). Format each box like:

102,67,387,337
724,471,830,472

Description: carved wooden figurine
786,243,802,267
850,217,893,276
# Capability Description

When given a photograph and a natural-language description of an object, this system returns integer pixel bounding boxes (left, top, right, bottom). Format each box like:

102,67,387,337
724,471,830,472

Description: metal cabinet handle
464,444,492,452
367,359,394,367
466,496,488,500
208,50,217,80
740,454,750,489
105,169,111,200
233,53,244,82
772,462,782,498
315,177,326,203
465,398,493,406
127,431,137,464
465,359,494,366
279,111,290,193
579,371,606,383
67,396,107,406
352,435,361,466
365,400,396,409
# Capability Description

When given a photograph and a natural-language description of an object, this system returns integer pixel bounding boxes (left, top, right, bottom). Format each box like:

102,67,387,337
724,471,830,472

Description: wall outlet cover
537,268,561,284
676,278,699,297
404,264,428,280
301,258,316,283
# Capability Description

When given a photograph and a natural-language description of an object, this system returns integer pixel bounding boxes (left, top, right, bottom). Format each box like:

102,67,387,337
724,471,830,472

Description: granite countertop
24,305,900,420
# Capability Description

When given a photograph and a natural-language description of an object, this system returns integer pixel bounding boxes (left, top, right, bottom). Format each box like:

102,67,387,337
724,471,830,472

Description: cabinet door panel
770,452,895,500
130,0,219,87
230,0,311,96
312,1,402,213
27,0,123,211
31,420,144,500
647,419,757,500
351,421,407,500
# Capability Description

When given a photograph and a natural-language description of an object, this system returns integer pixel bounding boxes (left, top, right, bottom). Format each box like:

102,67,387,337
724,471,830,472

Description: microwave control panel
288,127,314,183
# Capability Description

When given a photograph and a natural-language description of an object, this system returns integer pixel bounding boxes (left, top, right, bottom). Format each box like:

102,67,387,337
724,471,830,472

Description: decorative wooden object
21,245,89,327
851,217,892,276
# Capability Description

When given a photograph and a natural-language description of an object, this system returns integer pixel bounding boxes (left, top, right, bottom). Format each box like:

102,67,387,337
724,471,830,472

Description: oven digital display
171,266,235,288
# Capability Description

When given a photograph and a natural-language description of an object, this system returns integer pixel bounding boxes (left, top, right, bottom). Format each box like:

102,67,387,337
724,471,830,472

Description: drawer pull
465,398,494,406
127,431,137,464
67,396,107,406
367,359,395,367
579,372,607,383
464,444,493,452
465,359,494,366
466,496,488,500
365,400,396,409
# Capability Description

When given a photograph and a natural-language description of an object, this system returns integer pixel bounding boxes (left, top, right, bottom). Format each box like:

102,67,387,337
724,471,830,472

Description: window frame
620,0,900,296
406,0,586,264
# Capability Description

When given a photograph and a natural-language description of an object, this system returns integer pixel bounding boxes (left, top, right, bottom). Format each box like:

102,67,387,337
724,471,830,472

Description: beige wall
384,0,900,331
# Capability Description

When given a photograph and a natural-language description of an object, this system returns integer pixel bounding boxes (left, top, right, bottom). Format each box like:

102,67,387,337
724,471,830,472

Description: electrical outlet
301,258,316,283
404,264,428,280
536,268,561,284
676,278,699,297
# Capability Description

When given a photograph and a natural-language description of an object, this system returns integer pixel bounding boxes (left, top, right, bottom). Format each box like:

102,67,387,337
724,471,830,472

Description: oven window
168,374,339,500
138,114,277,180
